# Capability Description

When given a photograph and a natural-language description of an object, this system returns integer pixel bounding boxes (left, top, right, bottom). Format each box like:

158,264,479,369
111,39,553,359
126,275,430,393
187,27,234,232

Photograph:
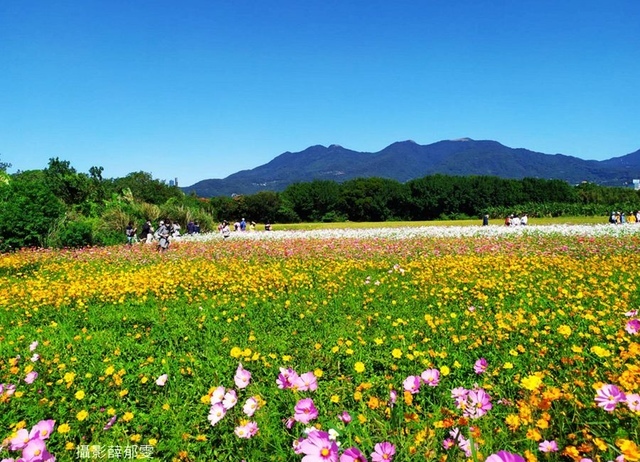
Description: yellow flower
195,435,206,442
503,362,514,369
119,389,128,398
230,347,242,358
76,410,88,421
557,325,572,337
330,395,340,403
353,391,362,402
107,408,116,416
130,434,142,443
122,411,134,422
571,345,583,353
526,428,542,441
616,439,640,461
354,362,365,373
590,345,611,358
162,403,171,411
65,442,75,450
314,369,323,378
357,414,367,424
57,423,71,434
521,374,543,391
392,348,402,359
148,438,158,446
75,390,85,400
440,365,450,376
105,365,115,376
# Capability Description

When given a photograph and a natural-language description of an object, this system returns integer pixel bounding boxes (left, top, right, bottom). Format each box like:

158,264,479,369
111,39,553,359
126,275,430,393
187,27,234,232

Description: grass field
0,222,638,462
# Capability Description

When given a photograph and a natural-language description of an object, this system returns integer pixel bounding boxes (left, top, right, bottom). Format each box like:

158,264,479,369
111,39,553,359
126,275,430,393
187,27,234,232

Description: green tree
0,170,65,251
281,180,340,222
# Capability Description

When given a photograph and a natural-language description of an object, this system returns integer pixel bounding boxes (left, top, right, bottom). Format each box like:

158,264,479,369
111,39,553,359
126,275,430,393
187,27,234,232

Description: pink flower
235,421,258,439
595,384,626,412
371,442,395,462
402,376,421,394
451,387,468,400
9,428,31,450
389,390,397,405
29,341,38,352
538,440,559,453
294,398,318,424
30,354,40,362
29,420,55,440
299,430,339,462
465,388,492,418
222,390,238,410
340,447,367,462
277,367,299,389
293,371,318,392
208,402,227,426
420,368,440,387
626,393,640,412
625,319,640,335
485,451,526,462
474,358,488,374
243,397,259,417
24,371,38,384
22,438,53,462
210,386,226,405
234,363,252,389
155,374,168,386
442,439,455,450
338,411,352,424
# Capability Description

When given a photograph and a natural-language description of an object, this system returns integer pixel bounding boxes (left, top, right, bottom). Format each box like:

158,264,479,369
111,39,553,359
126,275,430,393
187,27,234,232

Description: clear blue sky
2,1,639,187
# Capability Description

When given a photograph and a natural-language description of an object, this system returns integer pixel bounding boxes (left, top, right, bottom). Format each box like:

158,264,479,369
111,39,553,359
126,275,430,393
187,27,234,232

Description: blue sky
2,1,639,187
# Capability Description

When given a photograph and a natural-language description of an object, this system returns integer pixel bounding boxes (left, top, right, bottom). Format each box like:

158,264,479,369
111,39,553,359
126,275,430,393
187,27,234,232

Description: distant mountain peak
328,144,343,149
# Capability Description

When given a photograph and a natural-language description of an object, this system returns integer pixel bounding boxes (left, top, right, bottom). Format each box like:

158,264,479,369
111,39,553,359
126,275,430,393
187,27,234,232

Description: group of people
609,211,640,224
125,219,201,251
218,218,272,238
504,214,529,226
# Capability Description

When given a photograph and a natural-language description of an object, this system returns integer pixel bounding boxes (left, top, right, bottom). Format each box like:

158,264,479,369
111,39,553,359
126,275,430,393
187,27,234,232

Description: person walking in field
156,220,171,252
125,222,137,245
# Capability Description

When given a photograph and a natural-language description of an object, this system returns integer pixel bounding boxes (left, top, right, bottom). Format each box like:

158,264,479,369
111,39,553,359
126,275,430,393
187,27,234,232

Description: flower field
1,225,639,462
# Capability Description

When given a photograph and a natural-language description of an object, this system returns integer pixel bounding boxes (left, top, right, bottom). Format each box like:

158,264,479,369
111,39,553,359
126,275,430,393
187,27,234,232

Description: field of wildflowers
1,224,639,462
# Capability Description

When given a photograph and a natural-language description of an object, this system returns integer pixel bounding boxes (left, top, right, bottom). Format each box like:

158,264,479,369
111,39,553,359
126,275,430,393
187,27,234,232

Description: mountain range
182,138,640,197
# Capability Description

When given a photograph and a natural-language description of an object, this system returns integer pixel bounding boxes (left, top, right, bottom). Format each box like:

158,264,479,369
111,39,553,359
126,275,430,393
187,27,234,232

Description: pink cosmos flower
465,388,492,419
9,428,31,450
208,402,227,426
29,420,55,440
340,447,367,462
371,442,395,462
625,393,640,412
451,387,469,400
235,421,258,439
474,358,488,374
389,390,397,405
299,430,339,462
22,438,52,462
24,371,38,385
538,440,559,452
243,397,259,417
338,411,352,424
277,367,299,389
625,309,638,317
625,319,640,335
595,384,626,412
222,390,238,410
294,398,318,424
234,363,252,389
31,354,40,362
420,368,440,387
442,439,455,450
485,451,526,462
155,374,168,386
403,376,421,394
210,386,226,405
29,341,38,352
294,371,318,392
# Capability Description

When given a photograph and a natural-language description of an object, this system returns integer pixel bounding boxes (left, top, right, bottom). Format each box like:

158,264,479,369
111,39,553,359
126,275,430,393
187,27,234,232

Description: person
521,214,528,226
140,220,153,243
221,220,231,238
482,214,489,226
156,220,171,252
125,222,137,245
194,221,200,233
240,218,247,231
187,220,195,235
250,221,256,231
265,222,272,231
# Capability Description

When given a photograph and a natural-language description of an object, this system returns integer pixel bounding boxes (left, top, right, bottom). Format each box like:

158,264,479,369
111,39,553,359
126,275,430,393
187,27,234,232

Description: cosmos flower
474,358,488,374
538,440,559,452
24,371,38,385
208,402,227,426
625,319,640,335
371,442,395,462
595,384,626,412
420,368,440,387
403,376,421,394
298,430,339,462
340,447,367,462
294,398,318,424
234,363,252,389
243,397,259,417
155,374,168,386
485,451,526,462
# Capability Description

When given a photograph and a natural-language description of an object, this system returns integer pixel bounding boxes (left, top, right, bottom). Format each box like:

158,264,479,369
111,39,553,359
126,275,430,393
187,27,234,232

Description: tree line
1,155,639,251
